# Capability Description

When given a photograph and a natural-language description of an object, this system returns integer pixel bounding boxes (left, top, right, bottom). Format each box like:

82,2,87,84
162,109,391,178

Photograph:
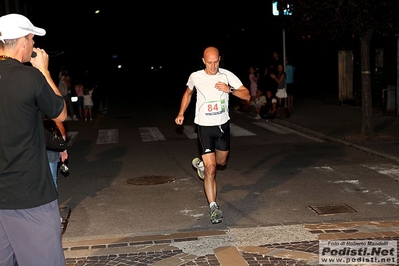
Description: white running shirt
187,68,243,126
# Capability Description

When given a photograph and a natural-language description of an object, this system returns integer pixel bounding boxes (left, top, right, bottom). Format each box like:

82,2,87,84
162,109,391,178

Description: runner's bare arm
231,85,251,101
175,87,194,125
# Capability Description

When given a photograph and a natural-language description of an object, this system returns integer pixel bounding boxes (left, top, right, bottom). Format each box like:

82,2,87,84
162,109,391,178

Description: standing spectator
269,51,283,76
59,67,78,121
0,13,67,265
248,66,259,104
270,63,287,107
75,79,84,118
83,86,94,121
257,66,275,95
174,46,250,224
285,56,295,109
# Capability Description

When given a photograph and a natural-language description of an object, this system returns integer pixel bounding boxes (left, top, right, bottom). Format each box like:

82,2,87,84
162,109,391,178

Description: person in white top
175,46,250,224
83,87,94,121
252,89,266,119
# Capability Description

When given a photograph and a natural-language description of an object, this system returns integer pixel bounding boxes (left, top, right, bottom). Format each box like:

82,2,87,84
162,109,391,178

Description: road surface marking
96,129,119,144
253,121,325,142
183,125,197,139
139,127,166,142
230,123,256,137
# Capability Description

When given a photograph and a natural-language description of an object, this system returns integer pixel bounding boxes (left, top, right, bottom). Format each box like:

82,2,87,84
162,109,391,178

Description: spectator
83,86,94,121
59,67,78,121
269,51,283,76
248,66,259,104
252,89,266,119
75,79,84,118
259,90,277,120
285,56,296,109
257,66,276,95
270,63,287,107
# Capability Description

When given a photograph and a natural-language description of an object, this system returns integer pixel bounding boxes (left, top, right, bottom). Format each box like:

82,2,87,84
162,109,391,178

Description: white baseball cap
0,13,46,43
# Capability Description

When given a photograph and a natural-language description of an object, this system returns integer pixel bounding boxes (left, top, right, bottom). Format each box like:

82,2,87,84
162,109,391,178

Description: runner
174,46,250,224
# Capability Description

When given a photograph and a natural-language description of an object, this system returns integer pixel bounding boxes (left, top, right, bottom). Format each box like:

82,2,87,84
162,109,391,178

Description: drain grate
127,175,175,185
309,203,357,215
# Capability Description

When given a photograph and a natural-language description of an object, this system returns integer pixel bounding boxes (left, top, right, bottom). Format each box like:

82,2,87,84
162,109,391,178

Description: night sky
4,0,394,102
25,1,340,96
30,2,280,74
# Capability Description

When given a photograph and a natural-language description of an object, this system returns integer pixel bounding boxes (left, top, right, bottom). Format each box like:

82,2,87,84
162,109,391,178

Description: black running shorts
197,121,230,155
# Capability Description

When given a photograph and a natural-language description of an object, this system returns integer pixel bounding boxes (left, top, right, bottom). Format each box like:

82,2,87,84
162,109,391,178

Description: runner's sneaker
192,157,205,180
209,204,223,224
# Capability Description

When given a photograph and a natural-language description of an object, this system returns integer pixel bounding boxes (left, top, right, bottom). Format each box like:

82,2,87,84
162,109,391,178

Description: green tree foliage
285,0,399,139
285,0,398,38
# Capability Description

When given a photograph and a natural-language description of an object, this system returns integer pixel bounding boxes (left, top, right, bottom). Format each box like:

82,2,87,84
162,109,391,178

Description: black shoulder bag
43,118,67,151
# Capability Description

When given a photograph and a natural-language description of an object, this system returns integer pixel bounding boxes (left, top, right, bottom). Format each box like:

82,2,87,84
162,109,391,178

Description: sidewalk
63,97,399,265
272,97,399,164
64,220,399,265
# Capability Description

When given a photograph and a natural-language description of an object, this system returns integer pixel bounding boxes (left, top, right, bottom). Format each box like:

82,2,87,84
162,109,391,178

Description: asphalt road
59,93,399,243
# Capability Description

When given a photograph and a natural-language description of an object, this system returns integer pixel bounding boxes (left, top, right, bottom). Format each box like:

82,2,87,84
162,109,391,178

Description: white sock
209,202,217,208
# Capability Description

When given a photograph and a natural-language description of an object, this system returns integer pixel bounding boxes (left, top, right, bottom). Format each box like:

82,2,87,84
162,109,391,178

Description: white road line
183,124,256,139
362,164,399,181
96,129,119,144
139,127,166,142
183,125,198,139
252,121,291,134
253,121,325,142
230,123,256,137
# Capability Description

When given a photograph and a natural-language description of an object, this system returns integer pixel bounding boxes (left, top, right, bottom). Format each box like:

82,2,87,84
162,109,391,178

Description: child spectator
83,87,94,121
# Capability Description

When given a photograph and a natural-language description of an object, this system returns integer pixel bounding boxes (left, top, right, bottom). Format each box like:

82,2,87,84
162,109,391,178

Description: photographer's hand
30,48,67,122
60,150,68,162
30,47,50,74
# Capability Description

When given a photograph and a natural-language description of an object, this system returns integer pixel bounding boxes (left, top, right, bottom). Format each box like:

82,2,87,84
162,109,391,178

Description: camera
60,163,69,177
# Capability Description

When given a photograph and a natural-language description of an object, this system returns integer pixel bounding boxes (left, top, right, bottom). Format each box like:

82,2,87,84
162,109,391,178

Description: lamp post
273,0,292,107
273,0,292,72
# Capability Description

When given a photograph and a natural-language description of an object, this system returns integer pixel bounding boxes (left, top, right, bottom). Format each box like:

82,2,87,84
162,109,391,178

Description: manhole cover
309,203,357,215
127,175,175,185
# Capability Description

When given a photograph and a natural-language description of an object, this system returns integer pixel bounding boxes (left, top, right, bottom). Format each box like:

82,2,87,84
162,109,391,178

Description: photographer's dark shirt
0,59,64,209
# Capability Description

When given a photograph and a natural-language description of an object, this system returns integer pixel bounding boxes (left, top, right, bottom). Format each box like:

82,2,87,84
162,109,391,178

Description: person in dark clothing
0,13,67,266
269,51,283,76
257,66,276,95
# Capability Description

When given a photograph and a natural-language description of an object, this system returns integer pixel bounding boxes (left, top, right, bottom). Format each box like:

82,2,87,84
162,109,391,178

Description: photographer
0,13,67,265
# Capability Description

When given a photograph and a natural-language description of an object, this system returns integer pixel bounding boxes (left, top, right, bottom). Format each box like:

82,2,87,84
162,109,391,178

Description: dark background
2,1,397,104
